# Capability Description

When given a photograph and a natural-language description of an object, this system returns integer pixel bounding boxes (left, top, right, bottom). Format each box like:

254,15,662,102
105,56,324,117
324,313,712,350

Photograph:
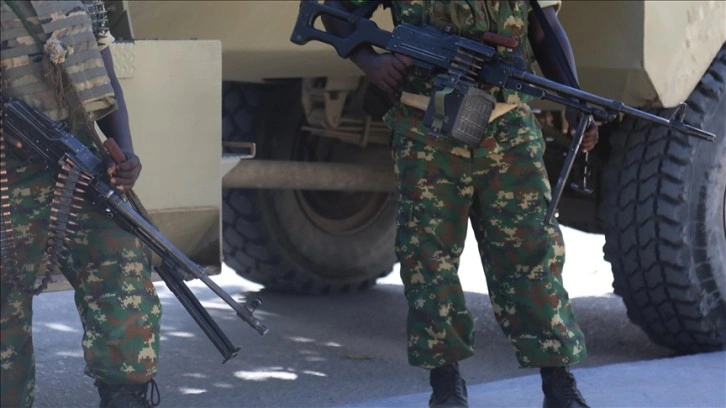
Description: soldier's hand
1,130,22,149
359,53,412,97
107,150,142,191
565,107,599,153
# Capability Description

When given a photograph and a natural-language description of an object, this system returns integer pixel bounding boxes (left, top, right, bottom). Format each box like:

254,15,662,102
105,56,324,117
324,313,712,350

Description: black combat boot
540,366,589,408
429,363,468,408
96,379,160,408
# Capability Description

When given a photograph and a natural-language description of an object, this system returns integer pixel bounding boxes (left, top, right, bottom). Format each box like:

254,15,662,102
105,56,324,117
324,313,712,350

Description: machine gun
289,0,717,223
2,98,269,363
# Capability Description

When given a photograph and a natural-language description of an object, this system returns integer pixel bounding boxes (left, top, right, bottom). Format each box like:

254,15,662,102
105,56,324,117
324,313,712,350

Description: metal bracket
222,141,256,159
300,77,391,146
302,76,359,129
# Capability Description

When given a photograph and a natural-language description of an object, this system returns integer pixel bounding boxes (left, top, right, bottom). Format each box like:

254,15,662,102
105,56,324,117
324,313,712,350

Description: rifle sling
528,0,580,90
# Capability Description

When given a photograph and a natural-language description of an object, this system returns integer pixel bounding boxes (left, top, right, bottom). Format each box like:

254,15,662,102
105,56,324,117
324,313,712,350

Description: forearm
321,0,379,71
528,7,579,87
97,47,134,152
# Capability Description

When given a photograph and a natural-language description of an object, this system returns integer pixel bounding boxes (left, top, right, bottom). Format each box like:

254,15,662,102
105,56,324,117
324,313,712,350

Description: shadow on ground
32,275,674,408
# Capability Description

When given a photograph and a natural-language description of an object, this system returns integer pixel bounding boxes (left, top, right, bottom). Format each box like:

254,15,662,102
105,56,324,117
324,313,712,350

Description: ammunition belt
38,158,88,294
0,147,86,295
1,132,20,284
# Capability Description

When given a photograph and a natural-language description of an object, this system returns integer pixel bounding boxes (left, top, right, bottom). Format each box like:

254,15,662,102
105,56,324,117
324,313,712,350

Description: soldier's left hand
107,151,142,191
1,129,22,149
565,107,599,153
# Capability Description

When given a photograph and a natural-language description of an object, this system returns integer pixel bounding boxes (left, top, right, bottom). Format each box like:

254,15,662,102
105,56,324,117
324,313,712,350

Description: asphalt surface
29,227,725,407
343,351,726,408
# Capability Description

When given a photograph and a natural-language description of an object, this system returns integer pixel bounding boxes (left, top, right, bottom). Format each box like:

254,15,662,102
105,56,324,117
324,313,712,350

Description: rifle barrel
106,193,270,336
517,71,716,142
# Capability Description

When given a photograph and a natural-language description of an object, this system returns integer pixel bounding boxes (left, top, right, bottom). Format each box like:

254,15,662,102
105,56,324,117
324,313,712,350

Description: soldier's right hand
358,53,413,97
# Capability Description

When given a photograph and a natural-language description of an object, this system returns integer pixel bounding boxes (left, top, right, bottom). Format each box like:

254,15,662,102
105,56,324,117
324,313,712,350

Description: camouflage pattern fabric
393,105,586,369
352,1,586,369
0,146,161,407
0,2,160,406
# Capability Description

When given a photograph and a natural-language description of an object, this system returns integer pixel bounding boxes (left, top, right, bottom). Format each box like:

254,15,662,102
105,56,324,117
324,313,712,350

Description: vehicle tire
600,45,726,353
221,81,397,294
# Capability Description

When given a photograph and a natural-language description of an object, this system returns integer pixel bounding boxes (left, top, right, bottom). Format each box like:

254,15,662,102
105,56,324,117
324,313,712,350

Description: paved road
344,351,726,408
31,227,687,407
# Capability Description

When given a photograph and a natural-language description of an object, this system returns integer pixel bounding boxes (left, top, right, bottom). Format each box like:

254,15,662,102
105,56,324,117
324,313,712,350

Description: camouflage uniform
0,2,161,406
354,0,587,369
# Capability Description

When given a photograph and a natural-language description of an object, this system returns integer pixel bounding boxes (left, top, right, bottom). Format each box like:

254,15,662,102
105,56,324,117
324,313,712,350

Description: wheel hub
296,190,391,235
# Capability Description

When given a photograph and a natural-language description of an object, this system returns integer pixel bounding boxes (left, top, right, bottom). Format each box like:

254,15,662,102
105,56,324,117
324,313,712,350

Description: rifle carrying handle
103,138,126,164
482,32,519,49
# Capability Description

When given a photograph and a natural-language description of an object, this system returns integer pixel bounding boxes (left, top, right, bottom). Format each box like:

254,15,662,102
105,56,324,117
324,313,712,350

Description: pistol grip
482,32,519,49
103,139,126,164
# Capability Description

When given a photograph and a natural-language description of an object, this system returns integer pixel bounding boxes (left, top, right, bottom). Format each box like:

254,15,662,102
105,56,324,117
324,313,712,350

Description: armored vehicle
104,1,724,355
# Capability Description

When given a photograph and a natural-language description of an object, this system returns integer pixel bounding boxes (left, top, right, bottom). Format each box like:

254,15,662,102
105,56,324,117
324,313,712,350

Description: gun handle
481,32,519,49
103,138,126,164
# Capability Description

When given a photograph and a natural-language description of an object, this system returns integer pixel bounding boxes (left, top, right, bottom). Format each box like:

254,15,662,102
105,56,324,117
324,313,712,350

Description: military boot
540,366,589,408
96,379,160,408
429,363,468,408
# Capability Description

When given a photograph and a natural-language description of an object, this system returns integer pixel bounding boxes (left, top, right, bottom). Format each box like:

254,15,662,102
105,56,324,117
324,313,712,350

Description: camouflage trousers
391,106,587,369
0,152,161,408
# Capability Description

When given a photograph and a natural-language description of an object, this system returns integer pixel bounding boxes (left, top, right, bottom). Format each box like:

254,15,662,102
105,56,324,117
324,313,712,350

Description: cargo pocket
395,199,417,230
490,106,541,150
395,199,422,261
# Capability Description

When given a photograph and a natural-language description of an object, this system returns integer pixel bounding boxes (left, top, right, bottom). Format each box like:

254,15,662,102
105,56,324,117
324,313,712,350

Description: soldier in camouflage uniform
323,1,598,407
1,1,161,407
